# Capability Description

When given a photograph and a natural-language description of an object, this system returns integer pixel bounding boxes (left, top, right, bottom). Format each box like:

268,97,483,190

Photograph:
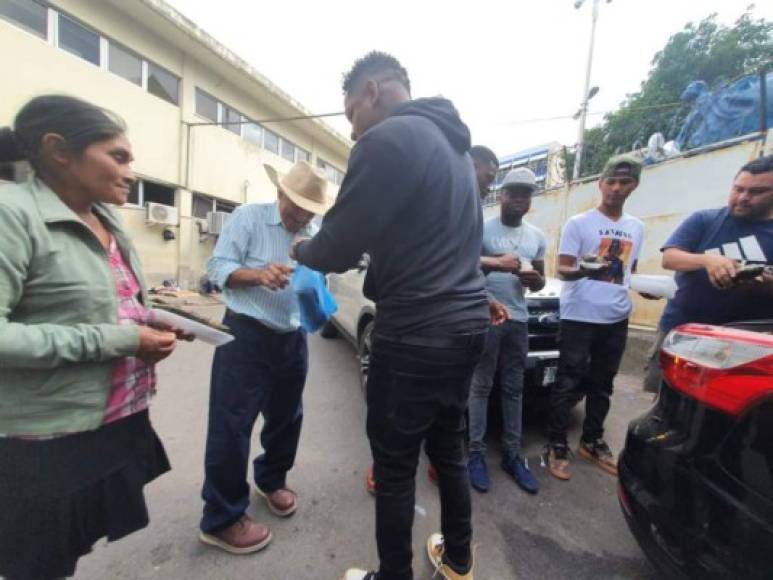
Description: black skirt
0,410,170,579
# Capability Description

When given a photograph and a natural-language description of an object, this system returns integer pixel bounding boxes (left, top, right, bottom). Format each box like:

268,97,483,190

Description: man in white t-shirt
545,155,645,481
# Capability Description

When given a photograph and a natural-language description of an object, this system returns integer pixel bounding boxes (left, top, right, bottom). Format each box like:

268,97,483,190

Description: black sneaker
578,438,618,476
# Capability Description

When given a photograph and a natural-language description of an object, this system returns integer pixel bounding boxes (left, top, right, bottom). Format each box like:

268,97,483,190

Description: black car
618,321,773,579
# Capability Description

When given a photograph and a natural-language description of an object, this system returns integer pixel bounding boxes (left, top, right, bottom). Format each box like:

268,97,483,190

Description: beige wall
1,0,350,287
0,19,182,185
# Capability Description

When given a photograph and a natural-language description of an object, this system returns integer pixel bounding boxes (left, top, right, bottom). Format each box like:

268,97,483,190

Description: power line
184,99,685,131
497,100,684,126
185,111,345,128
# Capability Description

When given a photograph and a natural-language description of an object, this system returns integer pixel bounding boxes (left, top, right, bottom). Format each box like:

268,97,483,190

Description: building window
127,181,142,206
192,193,238,219
281,139,295,162
192,193,214,219
216,199,237,213
244,122,262,147
192,86,308,158
147,62,179,105
128,180,176,207
317,159,344,185
58,13,100,65
295,148,310,163
143,181,176,206
108,42,142,86
263,129,279,154
0,0,47,39
195,88,218,122
223,106,242,136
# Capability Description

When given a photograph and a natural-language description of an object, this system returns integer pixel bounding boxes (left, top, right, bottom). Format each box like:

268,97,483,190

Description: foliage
579,8,773,177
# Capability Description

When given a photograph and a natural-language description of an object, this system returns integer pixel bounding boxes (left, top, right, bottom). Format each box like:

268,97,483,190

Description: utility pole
572,0,609,180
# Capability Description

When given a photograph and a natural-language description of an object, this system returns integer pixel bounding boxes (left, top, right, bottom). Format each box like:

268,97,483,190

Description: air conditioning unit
207,211,231,235
145,202,179,226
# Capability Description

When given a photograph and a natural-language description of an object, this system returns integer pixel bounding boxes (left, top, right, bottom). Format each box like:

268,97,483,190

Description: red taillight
661,324,773,416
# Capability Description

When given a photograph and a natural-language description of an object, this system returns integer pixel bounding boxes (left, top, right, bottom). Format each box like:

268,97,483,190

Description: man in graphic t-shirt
467,168,546,495
643,154,773,392
545,155,646,481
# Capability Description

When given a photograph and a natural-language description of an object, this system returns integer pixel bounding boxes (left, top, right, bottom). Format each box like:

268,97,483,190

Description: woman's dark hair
0,95,126,172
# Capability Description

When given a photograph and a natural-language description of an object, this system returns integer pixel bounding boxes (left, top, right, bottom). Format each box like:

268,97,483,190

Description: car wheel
358,320,374,392
320,321,340,339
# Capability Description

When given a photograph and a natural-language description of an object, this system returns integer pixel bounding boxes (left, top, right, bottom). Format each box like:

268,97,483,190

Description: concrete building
0,0,351,287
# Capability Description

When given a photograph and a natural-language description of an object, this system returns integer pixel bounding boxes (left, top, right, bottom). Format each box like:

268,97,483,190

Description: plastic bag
291,265,338,333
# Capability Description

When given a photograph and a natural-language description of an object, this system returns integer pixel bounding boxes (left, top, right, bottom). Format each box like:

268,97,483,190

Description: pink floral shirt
103,237,156,424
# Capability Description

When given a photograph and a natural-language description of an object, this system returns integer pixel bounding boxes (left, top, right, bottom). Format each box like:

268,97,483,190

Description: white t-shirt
558,208,645,324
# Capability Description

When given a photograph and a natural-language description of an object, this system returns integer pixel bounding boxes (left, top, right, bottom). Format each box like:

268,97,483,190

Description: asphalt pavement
75,304,658,580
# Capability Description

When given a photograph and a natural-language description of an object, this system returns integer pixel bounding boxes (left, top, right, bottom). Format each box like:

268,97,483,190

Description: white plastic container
630,274,677,299
150,308,234,346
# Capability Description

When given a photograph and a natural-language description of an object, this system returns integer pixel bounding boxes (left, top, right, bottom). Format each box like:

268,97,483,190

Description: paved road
77,304,657,580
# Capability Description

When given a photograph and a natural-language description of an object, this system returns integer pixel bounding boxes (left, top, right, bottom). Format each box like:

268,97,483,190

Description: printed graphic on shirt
705,234,768,263
596,237,632,285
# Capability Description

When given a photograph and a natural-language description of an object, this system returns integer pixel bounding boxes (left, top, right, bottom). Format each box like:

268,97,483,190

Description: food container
630,274,677,299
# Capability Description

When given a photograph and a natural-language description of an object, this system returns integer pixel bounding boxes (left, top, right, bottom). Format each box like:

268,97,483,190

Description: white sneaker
342,568,377,580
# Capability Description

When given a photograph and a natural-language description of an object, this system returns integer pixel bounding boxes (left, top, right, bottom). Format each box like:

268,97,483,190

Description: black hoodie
295,97,489,335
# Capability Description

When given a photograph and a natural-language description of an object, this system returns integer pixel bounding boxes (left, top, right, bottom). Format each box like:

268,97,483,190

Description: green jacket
0,178,146,436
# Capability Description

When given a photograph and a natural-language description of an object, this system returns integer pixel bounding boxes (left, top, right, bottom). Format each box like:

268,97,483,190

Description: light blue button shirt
207,202,316,332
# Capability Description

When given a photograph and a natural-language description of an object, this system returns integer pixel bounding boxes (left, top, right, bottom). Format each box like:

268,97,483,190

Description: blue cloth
482,218,546,322
207,202,315,332
659,208,773,333
676,72,773,152
290,265,338,333
200,311,308,533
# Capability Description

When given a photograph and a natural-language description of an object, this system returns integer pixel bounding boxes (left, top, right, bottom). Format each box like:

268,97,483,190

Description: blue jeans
468,321,528,456
367,332,485,580
200,311,308,533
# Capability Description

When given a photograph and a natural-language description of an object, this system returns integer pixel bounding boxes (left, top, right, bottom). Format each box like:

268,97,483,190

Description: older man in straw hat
199,160,332,554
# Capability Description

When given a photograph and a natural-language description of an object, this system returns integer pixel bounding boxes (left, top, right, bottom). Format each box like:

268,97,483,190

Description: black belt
374,331,486,349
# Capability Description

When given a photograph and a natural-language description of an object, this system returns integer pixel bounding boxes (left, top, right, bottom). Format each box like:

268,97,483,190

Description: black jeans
200,311,308,533
367,332,485,580
548,319,628,445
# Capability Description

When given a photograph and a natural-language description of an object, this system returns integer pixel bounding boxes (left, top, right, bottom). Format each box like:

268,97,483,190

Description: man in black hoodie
293,52,491,580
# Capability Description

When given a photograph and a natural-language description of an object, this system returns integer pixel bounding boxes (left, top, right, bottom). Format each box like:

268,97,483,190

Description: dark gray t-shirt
482,217,547,322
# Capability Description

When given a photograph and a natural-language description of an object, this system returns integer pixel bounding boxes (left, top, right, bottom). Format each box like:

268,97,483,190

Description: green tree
579,8,773,177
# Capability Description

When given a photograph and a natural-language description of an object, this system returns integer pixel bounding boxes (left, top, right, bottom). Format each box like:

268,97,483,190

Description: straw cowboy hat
264,160,333,216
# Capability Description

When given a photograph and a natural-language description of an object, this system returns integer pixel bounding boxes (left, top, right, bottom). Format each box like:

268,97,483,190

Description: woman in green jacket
0,95,182,579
